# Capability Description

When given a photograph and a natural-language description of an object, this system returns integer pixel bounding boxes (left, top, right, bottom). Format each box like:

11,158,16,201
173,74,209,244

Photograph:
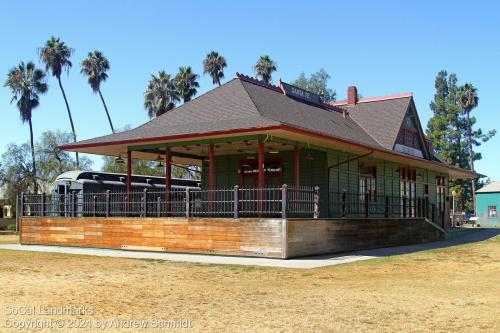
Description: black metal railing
20,185,320,219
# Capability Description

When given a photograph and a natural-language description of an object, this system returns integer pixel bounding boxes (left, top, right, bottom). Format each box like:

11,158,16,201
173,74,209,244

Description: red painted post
208,144,215,214
165,148,171,216
258,141,265,214
126,150,132,216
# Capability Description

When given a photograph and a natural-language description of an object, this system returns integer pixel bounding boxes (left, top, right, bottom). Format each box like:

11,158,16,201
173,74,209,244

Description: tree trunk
28,117,38,193
217,76,221,87
98,88,115,133
57,76,79,168
466,109,476,210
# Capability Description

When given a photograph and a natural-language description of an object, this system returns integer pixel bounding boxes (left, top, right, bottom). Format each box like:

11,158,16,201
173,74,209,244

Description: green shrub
6,224,17,232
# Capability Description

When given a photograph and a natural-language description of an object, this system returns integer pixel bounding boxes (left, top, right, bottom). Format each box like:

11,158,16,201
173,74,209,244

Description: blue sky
1,1,499,179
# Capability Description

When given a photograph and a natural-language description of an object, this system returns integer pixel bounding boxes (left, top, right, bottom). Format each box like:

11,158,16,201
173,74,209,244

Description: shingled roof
332,95,413,150
64,75,383,150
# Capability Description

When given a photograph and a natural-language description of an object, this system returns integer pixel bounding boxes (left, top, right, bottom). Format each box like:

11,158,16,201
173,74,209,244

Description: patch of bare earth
0,234,498,332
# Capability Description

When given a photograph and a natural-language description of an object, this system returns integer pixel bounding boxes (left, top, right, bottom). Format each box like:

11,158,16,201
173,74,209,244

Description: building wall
476,193,500,228
200,147,449,223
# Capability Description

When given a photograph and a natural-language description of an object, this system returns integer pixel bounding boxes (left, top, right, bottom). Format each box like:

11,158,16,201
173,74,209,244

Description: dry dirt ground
0,234,499,332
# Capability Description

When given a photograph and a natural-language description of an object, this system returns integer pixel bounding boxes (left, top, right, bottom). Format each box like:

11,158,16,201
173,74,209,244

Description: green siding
200,146,449,219
476,192,500,227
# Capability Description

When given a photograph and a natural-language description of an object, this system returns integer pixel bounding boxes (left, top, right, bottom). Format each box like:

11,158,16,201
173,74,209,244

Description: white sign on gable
394,144,423,158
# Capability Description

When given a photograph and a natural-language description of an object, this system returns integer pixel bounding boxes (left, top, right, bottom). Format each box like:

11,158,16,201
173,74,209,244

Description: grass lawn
0,235,499,332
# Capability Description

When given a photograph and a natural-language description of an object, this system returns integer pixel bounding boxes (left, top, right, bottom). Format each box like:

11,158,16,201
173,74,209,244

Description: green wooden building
61,73,477,228
476,182,500,227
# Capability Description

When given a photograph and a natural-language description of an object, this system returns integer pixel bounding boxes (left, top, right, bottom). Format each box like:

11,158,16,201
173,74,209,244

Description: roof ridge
235,72,282,92
328,92,413,106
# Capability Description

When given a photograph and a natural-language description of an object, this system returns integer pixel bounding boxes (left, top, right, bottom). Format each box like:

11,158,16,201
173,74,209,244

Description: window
359,165,376,202
400,167,416,217
436,176,446,220
488,206,497,218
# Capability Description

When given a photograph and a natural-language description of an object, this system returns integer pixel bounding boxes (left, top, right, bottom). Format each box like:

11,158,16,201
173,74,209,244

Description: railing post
385,195,389,218
233,185,239,218
105,190,111,217
432,204,436,222
342,191,346,217
20,192,25,217
281,184,288,219
93,195,97,217
157,196,161,217
402,196,407,218
314,186,320,219
72,192,77,217
364,192,369,218
41,194,46,217
185,187,190,218
143,189,148,218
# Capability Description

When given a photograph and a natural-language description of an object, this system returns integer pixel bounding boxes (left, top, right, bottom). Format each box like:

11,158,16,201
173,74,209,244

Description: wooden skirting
286,218,444,258
20,217,444,259
20,217,285,258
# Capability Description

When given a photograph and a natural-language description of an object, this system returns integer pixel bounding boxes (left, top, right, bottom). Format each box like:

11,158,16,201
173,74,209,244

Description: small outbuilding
476,182,500,227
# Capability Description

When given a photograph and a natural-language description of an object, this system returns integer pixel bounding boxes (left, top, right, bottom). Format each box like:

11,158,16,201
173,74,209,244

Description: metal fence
20,185,320,219
328,190,445,224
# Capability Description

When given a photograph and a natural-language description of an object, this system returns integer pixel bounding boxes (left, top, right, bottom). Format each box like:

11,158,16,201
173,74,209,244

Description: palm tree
81,51,114,133
458,83,479,203
4,62,48,192
38,36,79,168
254,55,277,84
144,71,180,118
202,51,227,86
174,66,199,103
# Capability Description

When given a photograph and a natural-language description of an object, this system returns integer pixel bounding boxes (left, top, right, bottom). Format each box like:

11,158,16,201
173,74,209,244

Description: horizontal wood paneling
21,217,284,258
286,218,444,258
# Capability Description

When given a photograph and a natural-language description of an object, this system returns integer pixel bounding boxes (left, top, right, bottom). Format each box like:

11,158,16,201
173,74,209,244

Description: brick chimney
347,86,358,105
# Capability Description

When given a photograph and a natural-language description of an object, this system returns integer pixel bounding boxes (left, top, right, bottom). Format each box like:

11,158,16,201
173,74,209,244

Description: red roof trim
328,92,413,106
278,125,478,177
59,125,284,150
61,122,477,177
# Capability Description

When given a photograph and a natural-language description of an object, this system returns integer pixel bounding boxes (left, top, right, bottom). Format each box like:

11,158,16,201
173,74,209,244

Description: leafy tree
144,71,180,118
4,61,48,192
203,51,227,86
81,51,114,132
0,143,37,207
426,71,495,210
254,55,277,83
0,131,92,207
174,66,199,103
36,130,93,183
457,83,495,202
292,69,336,102
38,36,80,167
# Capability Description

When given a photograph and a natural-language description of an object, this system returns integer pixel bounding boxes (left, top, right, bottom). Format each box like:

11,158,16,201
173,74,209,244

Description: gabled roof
329,94,413,150
63,76,381,150
59,74,479,179
476,182,500,193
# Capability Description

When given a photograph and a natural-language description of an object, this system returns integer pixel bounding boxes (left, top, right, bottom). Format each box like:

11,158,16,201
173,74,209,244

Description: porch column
294,145,300,187
126,150,132,215
165,147,171,215
258,141,265,214
208,144,215,214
